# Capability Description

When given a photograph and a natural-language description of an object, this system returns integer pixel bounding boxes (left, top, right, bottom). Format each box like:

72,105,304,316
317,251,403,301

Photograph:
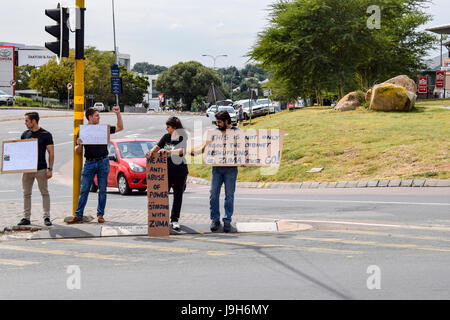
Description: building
0,42,55,67
139,73,163,110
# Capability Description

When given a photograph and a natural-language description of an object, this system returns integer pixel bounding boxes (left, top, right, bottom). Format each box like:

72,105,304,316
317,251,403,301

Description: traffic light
45,4,69,58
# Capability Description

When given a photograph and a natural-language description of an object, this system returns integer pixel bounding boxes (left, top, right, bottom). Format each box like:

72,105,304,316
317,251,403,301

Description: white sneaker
171,221,180,231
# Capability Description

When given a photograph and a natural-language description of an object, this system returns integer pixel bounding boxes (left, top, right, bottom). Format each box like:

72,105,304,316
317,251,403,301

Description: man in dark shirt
18,112,54,226
67,106,123,224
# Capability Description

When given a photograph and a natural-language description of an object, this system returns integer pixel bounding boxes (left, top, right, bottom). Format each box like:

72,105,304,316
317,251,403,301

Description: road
0,110,449,300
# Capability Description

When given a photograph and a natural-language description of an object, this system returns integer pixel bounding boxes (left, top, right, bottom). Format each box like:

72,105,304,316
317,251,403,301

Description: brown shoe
66,216,83,224
97,215,105,223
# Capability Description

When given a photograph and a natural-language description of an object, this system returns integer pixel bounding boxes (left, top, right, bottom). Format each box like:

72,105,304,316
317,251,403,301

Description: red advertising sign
418,77,427,93
436,72,445,89
288,103,295,109
158,93,164,103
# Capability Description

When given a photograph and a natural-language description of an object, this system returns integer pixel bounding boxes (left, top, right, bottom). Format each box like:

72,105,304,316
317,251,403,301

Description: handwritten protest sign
1,139,38,174
146,152,170,237
79,124,110,145
204,129,284,167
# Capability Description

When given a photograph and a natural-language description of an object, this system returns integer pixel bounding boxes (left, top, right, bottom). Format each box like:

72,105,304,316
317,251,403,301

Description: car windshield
0,90,7,95
240,101,258,108
217,100,233,106
219,107,235,113
257,99,270,105
117,141,156,159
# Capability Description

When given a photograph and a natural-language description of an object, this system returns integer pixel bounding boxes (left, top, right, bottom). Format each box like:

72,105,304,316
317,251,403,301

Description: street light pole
202,54,227,72
112,0,119,109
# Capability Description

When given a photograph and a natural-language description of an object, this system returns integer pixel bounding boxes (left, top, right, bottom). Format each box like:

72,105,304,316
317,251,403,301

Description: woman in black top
146,117,188,231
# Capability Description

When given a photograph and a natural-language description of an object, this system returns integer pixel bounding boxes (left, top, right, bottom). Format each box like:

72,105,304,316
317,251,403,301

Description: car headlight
129,163,145,172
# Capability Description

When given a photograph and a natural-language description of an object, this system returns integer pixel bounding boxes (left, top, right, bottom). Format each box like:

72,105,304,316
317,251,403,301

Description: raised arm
112,106,123,132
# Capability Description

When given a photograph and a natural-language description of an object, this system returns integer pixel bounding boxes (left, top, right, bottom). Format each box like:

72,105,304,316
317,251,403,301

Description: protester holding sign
67,106,123,224
18,112,54,226
191,111,239,233
146,117,188,231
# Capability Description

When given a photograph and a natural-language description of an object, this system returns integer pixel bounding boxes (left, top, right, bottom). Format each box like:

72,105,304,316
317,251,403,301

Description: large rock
369,83,416,112
334,91,362,111
384,75,417,93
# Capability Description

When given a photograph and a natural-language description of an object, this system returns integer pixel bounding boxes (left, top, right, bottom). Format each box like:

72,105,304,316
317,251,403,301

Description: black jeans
168,175,187,222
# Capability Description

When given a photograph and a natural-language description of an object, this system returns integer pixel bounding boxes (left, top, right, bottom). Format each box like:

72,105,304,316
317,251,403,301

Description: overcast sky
2,0,450,69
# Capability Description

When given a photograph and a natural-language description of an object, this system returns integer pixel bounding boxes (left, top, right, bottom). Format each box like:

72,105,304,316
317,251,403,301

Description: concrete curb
187,177,450,190
0,220,311,240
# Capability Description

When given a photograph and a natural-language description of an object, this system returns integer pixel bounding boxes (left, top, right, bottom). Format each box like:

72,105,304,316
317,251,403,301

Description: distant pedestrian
190,110,239,233
238,104,243,125
18,112,54,227
67,106,123,224
146,117,189,231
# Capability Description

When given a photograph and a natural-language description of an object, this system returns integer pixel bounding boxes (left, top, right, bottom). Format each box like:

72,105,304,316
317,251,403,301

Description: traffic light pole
73,0,85,216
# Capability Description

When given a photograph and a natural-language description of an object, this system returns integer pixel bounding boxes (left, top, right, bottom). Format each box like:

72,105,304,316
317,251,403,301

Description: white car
256,98,280,113
0,90,14,106
232,99,265,120
206,105,218,118
93,102,105,112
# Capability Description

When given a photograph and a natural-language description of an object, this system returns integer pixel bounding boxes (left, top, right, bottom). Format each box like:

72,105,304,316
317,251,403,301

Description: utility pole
73,0,85,216
112,0,120,109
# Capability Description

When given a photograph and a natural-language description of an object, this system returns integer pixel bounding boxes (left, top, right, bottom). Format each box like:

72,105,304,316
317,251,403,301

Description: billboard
18,49,55,67
0,46,15,96
436,71,445,89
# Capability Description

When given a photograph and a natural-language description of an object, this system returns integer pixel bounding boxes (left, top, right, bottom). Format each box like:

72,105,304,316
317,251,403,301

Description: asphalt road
1,110,450,300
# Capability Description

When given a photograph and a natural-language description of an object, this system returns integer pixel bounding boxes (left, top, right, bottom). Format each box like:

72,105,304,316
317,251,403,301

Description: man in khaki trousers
18,112,54,226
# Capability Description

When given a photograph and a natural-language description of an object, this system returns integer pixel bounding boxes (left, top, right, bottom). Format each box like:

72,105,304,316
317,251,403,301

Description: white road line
186,196,450,206
54,141,73,147
0,190,16,193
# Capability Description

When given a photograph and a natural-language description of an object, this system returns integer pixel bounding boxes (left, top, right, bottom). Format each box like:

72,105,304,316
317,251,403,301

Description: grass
188,103,450,182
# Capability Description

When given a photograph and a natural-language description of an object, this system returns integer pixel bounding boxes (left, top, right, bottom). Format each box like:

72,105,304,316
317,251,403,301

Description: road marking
294,236,450,253
60,239,233,256
0,244,138,262
0,190,15,193
187,196,450,207
171,235,361,255
320,229,450,243
278,219,450,232
54,141,73,147
0,258,39,266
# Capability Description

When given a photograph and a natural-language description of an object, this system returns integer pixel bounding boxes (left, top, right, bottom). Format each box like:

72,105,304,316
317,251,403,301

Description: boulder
383,75,417,93
369,83,416,112
334,91,362,111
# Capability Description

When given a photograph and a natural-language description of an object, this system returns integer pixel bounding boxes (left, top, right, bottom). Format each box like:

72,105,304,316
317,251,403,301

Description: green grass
188,104,450,182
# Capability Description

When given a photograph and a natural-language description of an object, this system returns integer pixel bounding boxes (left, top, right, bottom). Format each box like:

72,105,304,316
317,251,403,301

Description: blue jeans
75,158,110,218
209,166,238,223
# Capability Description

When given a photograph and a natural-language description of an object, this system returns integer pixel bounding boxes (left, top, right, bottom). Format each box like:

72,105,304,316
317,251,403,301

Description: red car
91,139,157,195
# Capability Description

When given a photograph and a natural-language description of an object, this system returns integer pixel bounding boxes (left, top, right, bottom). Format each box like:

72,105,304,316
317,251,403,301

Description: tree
249,0,437,101
15,65,36,90
132,62,168,75
155,61,223,110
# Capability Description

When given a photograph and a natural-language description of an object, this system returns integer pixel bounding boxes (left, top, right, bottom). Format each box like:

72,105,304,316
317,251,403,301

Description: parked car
0,90,14,106
216,99,234,107
206,105,218,118
91,139,157,195
93,102,105,112
256,98,280,113
210,106,237,125
232,99,266,120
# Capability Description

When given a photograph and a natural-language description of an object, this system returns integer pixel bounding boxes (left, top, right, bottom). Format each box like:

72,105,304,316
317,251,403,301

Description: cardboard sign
204,129,284,167
79,124,110,145
1,139,38,174
146,153,170,237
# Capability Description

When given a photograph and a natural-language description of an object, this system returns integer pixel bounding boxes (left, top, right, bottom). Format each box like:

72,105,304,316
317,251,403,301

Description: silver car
0,90,14,106
210,106,237,125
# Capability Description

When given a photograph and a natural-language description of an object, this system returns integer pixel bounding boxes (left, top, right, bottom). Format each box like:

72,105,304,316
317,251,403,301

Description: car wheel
118,174,131,195
244,113,249,120
90,183,98,193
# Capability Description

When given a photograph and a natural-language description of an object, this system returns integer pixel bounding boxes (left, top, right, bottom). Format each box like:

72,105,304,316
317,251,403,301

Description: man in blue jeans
191,110,239,233
67,106,123,224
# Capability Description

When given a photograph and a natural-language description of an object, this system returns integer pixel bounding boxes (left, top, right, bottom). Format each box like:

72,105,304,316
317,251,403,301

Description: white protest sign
204,129,284,167
1,139,38,174
79,125,110,145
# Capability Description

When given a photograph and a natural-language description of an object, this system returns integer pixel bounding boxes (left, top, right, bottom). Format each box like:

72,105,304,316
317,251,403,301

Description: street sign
111,64,120,78
418,77,427,93
436,72,445,89
10,80,16,87
158,93,164,103
67,83,72,90
111,77,122,95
